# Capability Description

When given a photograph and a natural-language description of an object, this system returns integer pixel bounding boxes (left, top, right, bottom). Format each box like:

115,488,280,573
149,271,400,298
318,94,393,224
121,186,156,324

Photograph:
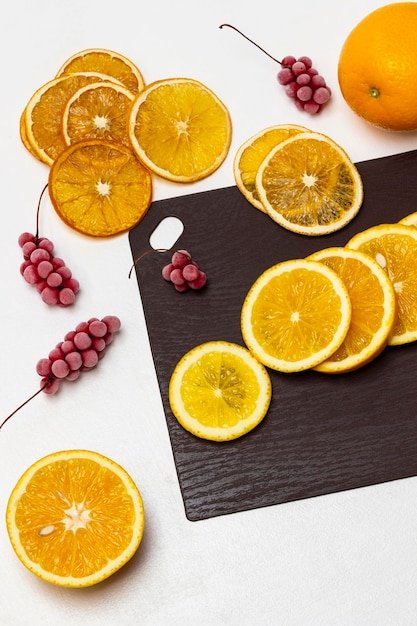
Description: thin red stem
0,379,52,431
35,183,49,242
219,24,282,65
128,248,171,278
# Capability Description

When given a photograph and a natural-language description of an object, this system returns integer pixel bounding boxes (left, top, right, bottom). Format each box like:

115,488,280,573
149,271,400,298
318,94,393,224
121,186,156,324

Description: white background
2,1,417,624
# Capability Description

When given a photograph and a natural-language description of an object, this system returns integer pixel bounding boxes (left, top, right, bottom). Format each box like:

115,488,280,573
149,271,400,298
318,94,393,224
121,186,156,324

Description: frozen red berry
162,250,207,292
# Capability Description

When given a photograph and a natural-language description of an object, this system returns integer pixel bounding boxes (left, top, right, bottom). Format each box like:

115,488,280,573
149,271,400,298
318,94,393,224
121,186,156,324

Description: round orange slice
255,131,363,235
240,258,352,372
62,81,134,147
56,48,145,94
169,340,272,441
128,77,232,182
6,449,145,588
307,247,396,372
48,139,152,237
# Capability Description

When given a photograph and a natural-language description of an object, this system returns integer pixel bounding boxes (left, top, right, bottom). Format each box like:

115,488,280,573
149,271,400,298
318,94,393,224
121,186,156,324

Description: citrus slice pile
128,78,232,183
239,215,417,375
347,223,417,346
307,247,396,372
21,72,124,166
234,126,363,235
6,450,144,588
240,259,352,373
233,124,309,212
20,50,232,234
168,341,271,441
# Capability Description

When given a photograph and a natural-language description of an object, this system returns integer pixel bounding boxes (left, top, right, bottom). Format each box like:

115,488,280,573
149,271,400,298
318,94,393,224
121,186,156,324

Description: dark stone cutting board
129,149,417,521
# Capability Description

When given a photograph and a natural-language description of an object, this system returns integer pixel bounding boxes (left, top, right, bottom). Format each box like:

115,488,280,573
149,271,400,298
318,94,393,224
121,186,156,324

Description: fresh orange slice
48,139,152,237
307,247,396,372
240,258,352,372
62,81,134,147
128,77,232,182
347,223,417,345
169,341,272,441
22,72,123,165
6,449,145,588
399,211,417,227
56,48,145,94
255,131,363,235
233,124,309,212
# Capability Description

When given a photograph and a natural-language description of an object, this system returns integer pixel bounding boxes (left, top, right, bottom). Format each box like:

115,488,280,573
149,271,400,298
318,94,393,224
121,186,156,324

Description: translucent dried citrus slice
23,72,123,165
56,48,145,94
255,131,363,235
307,247,396,372
62,81,134,147
19,106,36,157
169,341,271,441
241,259,352,372
6,449,144,588
347,223,417,345
128,78,232,182
48,139,152,237
233,124,309,212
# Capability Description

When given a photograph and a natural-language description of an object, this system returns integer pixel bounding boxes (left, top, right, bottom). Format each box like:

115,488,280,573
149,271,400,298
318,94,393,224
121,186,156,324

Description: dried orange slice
347,223,417,345
62,81,134,147
6,449,144,588
255,131,363,235
233,124,309,212
307,247,396,372
48,139,152,237
128,78,232,182
169,341,271,441
23,72,123,165
56,48,145,94
19,106,36,157
241,259,352,372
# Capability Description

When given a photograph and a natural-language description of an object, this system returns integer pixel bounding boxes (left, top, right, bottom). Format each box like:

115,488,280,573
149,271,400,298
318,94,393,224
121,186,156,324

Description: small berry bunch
0,315,121,430
18,184,79,306
162,250,207,292
220,24,331,115
277,56,331,114
19,232,80,306
36,315,121,395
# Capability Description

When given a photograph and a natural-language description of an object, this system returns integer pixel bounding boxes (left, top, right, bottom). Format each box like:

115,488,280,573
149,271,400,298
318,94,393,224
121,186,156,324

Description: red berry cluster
277,56,331,114
162,250,207,292
19,232,80,306
36,315,121,395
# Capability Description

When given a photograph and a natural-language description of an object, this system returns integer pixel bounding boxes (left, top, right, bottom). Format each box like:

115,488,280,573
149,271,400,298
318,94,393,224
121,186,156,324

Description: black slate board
129,149,417,521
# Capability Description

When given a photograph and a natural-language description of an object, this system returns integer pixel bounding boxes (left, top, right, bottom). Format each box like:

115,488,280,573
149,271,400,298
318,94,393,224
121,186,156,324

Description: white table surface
2,1,417,624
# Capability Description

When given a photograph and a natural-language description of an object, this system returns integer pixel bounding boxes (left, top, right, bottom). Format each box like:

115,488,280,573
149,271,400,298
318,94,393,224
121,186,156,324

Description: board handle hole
149,216,184,251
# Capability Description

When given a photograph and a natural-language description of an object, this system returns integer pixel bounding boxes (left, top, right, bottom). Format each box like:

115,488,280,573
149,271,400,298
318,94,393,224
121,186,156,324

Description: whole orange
338,3,417,131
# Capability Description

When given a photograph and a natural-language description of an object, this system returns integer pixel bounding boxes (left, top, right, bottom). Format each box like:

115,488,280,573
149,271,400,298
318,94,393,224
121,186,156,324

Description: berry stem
128,248,190,278
0,378,53,431
219,24,282,65
35,183,49,242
